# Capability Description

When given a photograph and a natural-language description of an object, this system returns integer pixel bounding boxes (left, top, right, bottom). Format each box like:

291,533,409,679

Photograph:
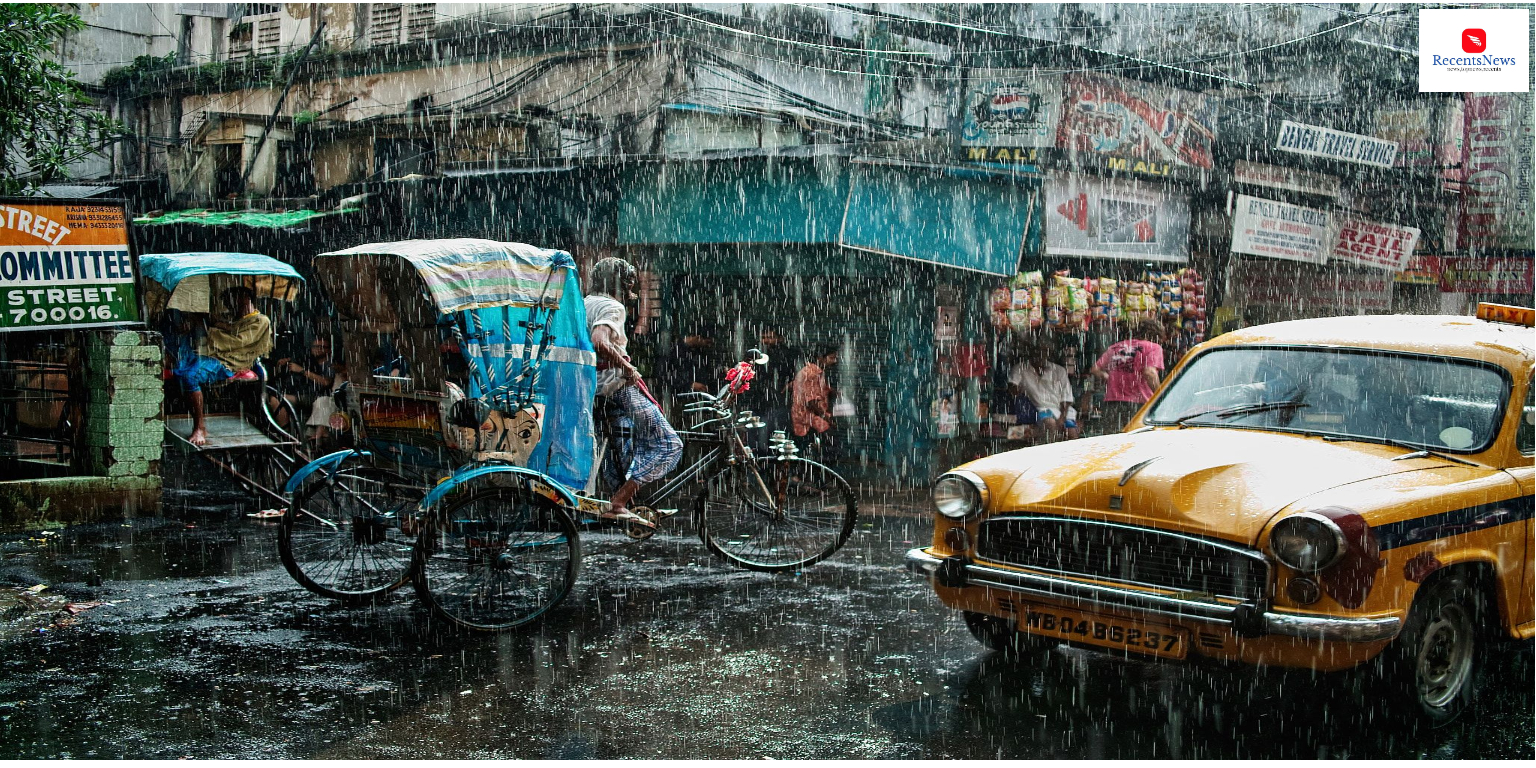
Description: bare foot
189,427,208,447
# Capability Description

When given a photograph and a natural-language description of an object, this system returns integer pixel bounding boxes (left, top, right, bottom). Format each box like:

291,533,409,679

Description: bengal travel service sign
0,200,140,332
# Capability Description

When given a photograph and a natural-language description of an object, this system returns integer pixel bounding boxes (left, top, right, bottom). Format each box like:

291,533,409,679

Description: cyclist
585,257,682,522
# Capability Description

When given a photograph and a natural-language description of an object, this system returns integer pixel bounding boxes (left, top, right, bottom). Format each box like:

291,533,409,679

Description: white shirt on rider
585,294,628,397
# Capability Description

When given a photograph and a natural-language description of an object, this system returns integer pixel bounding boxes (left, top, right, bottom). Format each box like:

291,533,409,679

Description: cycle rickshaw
140,251,308,509
277,239,857,632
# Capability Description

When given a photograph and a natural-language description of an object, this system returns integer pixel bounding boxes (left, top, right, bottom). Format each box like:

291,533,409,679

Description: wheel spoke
280,469,416,600
700,457,855,571
415,490,579,632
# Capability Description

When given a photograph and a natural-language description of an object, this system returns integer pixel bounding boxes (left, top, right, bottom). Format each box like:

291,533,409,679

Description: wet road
1,466,1532,759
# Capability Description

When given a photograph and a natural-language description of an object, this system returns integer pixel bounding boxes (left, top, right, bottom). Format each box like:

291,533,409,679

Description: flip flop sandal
600,510,656,529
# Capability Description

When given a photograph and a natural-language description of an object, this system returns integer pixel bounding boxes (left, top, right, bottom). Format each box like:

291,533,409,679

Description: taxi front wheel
1382,574,1485,726
964,611,1058,657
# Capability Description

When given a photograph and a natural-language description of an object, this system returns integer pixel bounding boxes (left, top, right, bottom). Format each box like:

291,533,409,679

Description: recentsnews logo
1462,29,1486,54
1420,9,1529,92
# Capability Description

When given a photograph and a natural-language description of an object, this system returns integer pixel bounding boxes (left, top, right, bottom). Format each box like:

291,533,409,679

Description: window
1518,377,1534,456
1145,346,1511,453
369,3,434,46
254,16,281,55
368,4,402,46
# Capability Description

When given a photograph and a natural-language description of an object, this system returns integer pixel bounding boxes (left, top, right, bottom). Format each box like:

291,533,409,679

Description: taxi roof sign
1475,302,1535,327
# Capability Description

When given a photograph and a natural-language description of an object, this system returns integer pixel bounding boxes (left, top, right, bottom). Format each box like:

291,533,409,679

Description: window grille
369,4,403,46
255,16,282,55
371,3,434,46
405,4,436,41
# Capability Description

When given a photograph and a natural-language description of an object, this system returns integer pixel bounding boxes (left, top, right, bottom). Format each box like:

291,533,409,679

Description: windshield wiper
1175,400,1309,428
1320,435,1481,466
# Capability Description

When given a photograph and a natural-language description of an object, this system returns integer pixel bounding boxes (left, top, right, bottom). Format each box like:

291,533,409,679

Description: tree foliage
0,4,125,194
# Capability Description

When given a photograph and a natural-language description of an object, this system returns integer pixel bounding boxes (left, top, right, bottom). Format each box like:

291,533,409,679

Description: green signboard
0,199,140,332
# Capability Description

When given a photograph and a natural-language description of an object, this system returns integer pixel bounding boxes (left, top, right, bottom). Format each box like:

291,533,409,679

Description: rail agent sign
0,200,139,332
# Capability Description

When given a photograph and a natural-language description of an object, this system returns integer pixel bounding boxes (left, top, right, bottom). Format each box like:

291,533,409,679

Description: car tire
964,611,1058,657
1382,572,1485,726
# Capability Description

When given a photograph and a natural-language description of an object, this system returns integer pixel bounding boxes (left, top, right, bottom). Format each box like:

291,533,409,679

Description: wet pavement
1,462,1531,759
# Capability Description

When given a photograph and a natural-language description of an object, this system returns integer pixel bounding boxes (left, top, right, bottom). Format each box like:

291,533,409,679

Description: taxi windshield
1145,346,1510,453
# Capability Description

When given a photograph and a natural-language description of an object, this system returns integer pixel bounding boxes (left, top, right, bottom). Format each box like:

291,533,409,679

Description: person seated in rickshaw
176,287,273,446
586,257,682,523
272,335,340,448
372,335,410,378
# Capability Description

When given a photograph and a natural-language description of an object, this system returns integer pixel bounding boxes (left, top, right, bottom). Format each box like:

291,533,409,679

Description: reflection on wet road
1,469,1531,758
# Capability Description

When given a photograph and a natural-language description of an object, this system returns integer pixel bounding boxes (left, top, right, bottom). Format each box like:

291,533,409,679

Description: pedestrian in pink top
1090,320,1166,434
791,344,839,455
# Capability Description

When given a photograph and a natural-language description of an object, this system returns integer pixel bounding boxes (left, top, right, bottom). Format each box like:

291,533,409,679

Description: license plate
1018,604,1188,660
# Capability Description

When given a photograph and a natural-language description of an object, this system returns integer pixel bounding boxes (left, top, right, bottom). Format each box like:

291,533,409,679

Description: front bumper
905,547,1400,643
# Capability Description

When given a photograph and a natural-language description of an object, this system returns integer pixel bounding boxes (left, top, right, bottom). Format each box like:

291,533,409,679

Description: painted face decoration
503,405,544,464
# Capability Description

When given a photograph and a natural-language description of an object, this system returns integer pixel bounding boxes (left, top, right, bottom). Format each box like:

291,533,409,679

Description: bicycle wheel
697,456,857,572
413,487,581,632
279,467,417,603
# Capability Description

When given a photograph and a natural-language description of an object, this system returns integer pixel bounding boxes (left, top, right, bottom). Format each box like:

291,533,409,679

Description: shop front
956,69,1220,448
617,156,1043,482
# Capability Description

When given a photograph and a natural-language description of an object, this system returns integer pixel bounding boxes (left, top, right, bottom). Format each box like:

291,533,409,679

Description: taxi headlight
933,472,987,520
1269,513,1346,572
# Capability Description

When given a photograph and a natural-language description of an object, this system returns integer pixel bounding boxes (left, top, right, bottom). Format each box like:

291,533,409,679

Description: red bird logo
1462,29,1487,53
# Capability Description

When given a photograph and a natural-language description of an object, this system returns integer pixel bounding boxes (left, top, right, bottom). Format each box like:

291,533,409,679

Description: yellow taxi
908,303,1534,724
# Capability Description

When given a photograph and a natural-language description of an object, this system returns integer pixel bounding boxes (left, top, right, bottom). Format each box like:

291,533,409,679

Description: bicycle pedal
624,507,659,541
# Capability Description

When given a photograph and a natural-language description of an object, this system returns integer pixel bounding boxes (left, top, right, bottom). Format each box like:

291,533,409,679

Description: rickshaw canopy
140,251,304,292
139,252,303,314
315,239,570,314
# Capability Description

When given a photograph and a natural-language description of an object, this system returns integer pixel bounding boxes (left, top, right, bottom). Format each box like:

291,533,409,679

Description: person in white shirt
586,257,682,523
1009,340,1075,443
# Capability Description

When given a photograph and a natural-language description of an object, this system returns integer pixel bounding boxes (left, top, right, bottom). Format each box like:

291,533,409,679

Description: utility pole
239,21,326,193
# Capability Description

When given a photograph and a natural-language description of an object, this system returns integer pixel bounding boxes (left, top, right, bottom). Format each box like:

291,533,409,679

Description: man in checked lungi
585,257,683,524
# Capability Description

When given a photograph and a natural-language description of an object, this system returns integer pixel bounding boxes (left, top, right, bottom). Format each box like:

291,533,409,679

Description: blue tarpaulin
838,164,1040,276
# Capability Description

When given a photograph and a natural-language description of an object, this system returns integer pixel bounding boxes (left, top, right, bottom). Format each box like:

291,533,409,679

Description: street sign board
1232,160,1341,197
1274,120,1399,167
0,199,140,332
1229,194,1331,264
1328,217,1422,272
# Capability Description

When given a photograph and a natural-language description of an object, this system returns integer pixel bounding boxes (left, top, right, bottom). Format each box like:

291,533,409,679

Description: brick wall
81,330,165,478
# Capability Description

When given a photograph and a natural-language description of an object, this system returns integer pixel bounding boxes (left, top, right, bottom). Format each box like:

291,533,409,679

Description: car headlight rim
933,471,988,520
1269,511,1347,572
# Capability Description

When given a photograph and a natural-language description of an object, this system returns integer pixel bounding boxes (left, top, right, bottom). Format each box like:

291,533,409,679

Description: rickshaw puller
177,287,273,446
586,257,682,523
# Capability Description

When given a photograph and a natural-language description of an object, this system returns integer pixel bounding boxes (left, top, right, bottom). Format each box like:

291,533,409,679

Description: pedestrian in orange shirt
790,344,839,458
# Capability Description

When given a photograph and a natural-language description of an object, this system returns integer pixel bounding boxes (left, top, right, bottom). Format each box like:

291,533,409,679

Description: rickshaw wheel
696,456,858,573
412,487,581,633
279,467,417,604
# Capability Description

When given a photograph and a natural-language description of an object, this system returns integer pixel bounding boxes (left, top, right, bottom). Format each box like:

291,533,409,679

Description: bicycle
572,350,859,573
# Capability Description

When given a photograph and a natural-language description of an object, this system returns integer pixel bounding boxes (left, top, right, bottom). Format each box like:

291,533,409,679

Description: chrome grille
975,516,1270,601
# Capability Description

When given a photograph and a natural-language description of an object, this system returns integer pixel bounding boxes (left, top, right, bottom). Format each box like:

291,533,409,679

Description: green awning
133,208,358,228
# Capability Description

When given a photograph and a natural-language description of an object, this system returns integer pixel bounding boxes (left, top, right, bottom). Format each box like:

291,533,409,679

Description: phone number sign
0,200,140,332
